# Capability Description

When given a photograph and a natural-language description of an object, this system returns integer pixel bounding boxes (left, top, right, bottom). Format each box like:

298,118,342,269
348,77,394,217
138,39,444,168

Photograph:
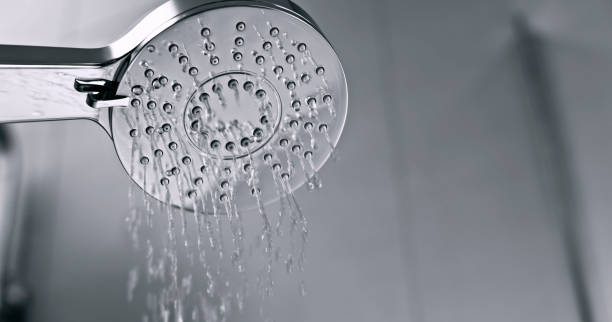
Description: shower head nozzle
0,0,348,212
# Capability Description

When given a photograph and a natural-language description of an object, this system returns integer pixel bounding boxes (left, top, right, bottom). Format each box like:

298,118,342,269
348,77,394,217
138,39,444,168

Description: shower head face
111,3,347,211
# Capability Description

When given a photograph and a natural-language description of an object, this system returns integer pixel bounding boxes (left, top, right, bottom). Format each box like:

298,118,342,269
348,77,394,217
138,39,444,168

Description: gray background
2,0,612,321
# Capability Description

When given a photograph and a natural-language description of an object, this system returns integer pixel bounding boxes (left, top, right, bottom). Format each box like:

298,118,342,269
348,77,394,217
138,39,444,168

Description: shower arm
0,46,116,123
0,0,202,123
0,0,183,123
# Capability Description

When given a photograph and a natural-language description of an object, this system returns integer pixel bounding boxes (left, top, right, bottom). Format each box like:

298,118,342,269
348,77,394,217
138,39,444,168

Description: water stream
125,156,311,322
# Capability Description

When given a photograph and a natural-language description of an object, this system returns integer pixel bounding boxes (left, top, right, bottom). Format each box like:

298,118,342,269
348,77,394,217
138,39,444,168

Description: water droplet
301,73,311,83
292,144,302,153
263,153,273,162
233,52,243,61
171,167,180,176
191,120,200,131
323,95,333,104
159,76,168,85
163,103,173,113
297,43,307,52
179,55,189,64
286,54,295,64
274,65,284,75
131,98,141,108
228,79,238,89
220,181,230,190
192,106,202,116
255,89,266,99
316,66,326,76
162,123,172,132
199,93,209,102
169,142,178,150
319,124,328,133
286,256,294,273
304,151,313,159
236,21,246,31
145,126,155,135
292,100,301,110
210,56,219,65
251,187,260,196
286,81,296,90
263,42,272,51
243,81,254,92
225,142,235,152
256,56,265,65
253,128,263,138
194,177,204,185
147,101,156,110
205,42,215,51
172,83,182,92
307,97,317,107
189,67,199,76
201,27,211,37
129,129,138,137
200,165,207,173
279,138,289,147
210,140,221,149
289,120,299,129
270,27,279,37
260,115,269,125
146,44,156,52
140,156,150,165
182,156,192,165
144,69,154,78
220,193,229,202
160,177,170,186
304,122,314,131
299,282,307,297
154,149,163,157
240,138,250,147
281,172,290,180
168,44,179,53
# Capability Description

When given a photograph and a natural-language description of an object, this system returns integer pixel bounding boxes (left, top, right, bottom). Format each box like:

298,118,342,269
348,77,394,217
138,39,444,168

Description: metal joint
74,78,126,108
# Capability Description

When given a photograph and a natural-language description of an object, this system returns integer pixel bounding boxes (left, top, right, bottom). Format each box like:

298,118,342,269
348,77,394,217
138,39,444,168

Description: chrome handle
0,45,124,123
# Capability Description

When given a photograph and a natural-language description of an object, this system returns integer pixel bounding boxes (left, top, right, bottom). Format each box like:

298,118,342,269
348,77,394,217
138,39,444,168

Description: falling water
118,10,344,322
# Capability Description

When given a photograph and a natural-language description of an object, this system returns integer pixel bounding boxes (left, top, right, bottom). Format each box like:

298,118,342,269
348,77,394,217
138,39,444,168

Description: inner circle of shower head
182,70,283,159
109,3,347,212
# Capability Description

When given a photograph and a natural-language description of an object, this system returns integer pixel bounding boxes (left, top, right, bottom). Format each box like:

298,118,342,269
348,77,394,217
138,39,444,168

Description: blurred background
2,0,612,321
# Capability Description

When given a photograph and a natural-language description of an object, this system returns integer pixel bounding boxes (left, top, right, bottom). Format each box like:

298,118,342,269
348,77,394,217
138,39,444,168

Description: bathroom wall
2,0,612,321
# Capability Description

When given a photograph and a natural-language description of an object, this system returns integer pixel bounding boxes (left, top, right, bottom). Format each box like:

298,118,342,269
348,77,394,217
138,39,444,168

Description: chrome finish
0,0,348,210
0,68,110,123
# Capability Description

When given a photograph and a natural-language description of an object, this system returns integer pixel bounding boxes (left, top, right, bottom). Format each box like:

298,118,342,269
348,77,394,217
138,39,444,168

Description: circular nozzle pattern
183,71,282,159
112,5,348,212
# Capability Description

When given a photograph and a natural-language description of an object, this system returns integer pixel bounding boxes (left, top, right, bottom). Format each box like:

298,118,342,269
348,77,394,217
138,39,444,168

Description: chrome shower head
0,0,348,211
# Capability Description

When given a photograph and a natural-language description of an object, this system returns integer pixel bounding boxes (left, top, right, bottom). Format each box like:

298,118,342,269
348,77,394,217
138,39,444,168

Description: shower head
0,0,347,211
